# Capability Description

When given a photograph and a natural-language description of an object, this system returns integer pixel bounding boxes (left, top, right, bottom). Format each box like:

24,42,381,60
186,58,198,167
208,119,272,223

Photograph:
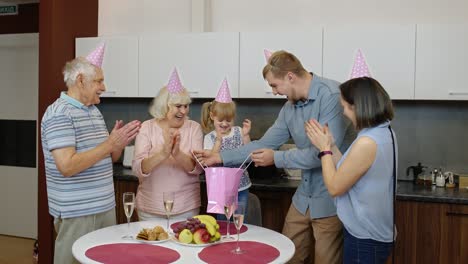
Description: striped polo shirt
41,92,115,218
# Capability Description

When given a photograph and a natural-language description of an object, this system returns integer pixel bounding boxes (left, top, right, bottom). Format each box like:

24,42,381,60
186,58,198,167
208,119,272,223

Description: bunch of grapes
173,217,206,238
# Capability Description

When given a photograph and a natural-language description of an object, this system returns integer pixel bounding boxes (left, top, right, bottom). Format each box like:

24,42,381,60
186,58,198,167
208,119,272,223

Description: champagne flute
231,202,246,254
163,191,175,232
222,194,236,242
122,192,135,239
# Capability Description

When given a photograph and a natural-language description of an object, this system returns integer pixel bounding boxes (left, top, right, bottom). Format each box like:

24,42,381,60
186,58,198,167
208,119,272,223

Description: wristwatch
318,150,333,159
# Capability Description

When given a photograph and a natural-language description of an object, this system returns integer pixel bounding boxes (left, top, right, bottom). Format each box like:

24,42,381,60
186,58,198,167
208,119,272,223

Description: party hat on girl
86,42,106,68
264,49,273,62
215,78,232,103
349,49,372,79
167,68,184,94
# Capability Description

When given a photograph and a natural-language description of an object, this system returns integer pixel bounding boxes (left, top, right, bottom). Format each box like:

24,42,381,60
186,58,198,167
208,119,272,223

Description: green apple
178,229,193,244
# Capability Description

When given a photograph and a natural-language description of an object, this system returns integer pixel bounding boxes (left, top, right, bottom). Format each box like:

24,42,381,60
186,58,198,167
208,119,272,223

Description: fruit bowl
171,215,222,246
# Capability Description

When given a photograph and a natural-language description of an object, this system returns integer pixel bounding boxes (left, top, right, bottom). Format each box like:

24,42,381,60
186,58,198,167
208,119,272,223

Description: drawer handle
448,92,468,95
446,211,468,217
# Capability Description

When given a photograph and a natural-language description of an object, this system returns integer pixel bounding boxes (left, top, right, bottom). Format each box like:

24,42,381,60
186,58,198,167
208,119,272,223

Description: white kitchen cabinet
139,33,239,98
415,24,468,100
75,36,139,97
239,31,323,98
323,25,416,100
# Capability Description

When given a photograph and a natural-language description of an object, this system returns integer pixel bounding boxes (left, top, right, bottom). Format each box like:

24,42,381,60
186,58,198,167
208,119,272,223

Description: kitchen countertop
113,165,468,205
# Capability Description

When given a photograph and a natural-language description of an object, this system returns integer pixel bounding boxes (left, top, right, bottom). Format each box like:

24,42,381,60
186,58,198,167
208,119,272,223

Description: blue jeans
343,228,393,264
216,189,249,223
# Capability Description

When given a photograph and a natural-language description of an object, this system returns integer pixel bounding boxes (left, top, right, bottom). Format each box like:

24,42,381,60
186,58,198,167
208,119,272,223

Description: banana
199,219,216,236
193,215,217,226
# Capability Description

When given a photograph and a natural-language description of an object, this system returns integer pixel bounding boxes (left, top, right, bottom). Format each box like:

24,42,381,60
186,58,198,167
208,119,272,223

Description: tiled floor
0,235,35,264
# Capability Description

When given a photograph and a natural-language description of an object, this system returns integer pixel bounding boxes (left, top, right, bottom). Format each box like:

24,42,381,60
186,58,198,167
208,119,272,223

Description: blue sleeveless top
336,121,397,242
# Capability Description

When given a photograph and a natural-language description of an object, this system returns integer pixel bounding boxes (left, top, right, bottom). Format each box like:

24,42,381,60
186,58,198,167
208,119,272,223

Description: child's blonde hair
200,100,236,134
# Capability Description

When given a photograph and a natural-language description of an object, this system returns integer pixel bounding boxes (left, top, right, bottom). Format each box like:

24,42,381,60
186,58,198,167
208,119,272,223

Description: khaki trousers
54,208,116,264
282,204,343,264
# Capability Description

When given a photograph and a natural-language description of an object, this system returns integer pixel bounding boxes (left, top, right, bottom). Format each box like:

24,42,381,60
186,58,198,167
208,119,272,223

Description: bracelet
318,150,333,159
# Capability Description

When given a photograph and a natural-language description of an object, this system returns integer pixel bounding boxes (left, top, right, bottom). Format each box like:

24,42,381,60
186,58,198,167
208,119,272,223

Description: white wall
0,33,38,238
99,0,468,35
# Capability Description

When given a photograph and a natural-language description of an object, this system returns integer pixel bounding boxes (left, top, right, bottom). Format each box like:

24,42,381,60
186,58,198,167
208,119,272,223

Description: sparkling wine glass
122,192,135,239
222,193,236,242
231,202,246,254
163,191,175,232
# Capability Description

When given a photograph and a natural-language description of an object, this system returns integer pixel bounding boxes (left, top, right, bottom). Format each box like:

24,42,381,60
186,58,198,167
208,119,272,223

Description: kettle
407,162,427,184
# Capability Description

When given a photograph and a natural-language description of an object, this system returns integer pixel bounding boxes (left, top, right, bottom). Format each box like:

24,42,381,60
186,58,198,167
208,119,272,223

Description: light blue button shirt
221,74,355,218
336,121,397,242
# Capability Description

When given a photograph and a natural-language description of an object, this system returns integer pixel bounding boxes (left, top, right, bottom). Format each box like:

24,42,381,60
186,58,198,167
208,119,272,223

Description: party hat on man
215,78,232,103
264,49,273,62
349,49,372,79
86,42,106,67
167,68,184,94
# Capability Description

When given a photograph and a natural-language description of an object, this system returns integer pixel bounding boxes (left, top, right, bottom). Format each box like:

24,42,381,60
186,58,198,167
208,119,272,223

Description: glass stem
226,217,230,237
127,217,130,236
167,215,169,231
236,228,240,252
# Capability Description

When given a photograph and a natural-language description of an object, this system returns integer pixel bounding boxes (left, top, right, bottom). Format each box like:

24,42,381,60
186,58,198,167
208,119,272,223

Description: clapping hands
305,119,335,151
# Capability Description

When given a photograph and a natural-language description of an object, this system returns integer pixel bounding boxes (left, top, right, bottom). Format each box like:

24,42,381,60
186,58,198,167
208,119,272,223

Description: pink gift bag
193,153,252,214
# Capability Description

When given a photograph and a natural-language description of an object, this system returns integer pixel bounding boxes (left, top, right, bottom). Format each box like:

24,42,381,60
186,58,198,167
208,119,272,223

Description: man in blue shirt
195,50,355,263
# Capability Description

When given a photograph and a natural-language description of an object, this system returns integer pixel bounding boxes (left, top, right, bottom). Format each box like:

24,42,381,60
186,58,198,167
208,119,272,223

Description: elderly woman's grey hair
148,86,192,119
62,57,97,87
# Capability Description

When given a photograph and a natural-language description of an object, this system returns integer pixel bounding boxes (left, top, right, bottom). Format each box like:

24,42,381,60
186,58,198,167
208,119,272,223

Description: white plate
171,236,222,247
134,237,170,244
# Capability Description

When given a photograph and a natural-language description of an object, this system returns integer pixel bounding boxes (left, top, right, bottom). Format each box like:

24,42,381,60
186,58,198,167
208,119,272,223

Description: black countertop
113,165,468,205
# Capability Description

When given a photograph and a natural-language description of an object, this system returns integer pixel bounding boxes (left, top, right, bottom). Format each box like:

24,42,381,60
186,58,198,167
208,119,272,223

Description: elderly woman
306,77,396,263
132,69,203,223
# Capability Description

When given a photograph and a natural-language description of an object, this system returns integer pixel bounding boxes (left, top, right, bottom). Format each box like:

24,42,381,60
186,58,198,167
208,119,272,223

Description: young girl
200,78,252,221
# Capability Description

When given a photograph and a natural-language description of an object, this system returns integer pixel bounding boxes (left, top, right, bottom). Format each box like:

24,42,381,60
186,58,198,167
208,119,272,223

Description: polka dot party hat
215,78,232,103
349,49,372,79
167,68,184,94
86,42,106,68
264,49,273,63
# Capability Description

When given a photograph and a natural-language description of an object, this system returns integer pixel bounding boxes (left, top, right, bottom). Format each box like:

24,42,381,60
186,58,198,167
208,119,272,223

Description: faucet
406,162,427,184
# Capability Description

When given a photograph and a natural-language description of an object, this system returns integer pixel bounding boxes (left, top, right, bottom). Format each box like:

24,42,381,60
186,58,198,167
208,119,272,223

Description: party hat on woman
215,78,232,103
86,42,106,67
349,49,372,79
167,68,184,94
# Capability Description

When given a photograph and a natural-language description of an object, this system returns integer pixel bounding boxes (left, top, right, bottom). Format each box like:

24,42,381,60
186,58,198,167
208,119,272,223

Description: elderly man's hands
108,120,141,153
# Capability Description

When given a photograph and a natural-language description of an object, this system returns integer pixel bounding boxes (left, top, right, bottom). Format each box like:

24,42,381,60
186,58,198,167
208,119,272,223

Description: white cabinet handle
448,92,468,95
101,91,117,96
188,91,199,94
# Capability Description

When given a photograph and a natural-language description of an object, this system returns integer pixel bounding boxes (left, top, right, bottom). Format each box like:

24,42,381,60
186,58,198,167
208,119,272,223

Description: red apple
193,228,210,244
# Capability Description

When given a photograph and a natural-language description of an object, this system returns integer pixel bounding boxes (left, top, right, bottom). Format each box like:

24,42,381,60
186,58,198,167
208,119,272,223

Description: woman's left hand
171,130,181,156
242,119,251,136
305,119,332,151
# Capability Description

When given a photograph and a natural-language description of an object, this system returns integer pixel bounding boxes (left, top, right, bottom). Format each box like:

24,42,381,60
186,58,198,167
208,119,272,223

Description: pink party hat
349,49,372,79
264,49,273,62
167,68,184,94
86,42,106,67
215,78,232,103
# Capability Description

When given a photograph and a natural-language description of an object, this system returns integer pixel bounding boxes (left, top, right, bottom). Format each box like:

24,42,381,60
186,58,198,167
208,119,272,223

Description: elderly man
195,50,355,263
41,44,140,264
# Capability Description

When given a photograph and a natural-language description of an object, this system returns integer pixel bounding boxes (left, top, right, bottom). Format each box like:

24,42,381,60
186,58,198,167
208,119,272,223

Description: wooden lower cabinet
391,200,468,264
114,179,139,224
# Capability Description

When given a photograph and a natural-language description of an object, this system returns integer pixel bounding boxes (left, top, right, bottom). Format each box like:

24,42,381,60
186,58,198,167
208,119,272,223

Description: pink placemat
85,243,180,264
198,241,280,264
171,220,248,235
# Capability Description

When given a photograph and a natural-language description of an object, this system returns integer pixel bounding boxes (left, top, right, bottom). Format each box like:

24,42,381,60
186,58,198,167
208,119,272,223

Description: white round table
72,220,295,263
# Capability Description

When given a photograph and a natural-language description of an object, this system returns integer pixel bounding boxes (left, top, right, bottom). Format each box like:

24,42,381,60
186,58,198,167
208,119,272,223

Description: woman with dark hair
305,77,397,263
